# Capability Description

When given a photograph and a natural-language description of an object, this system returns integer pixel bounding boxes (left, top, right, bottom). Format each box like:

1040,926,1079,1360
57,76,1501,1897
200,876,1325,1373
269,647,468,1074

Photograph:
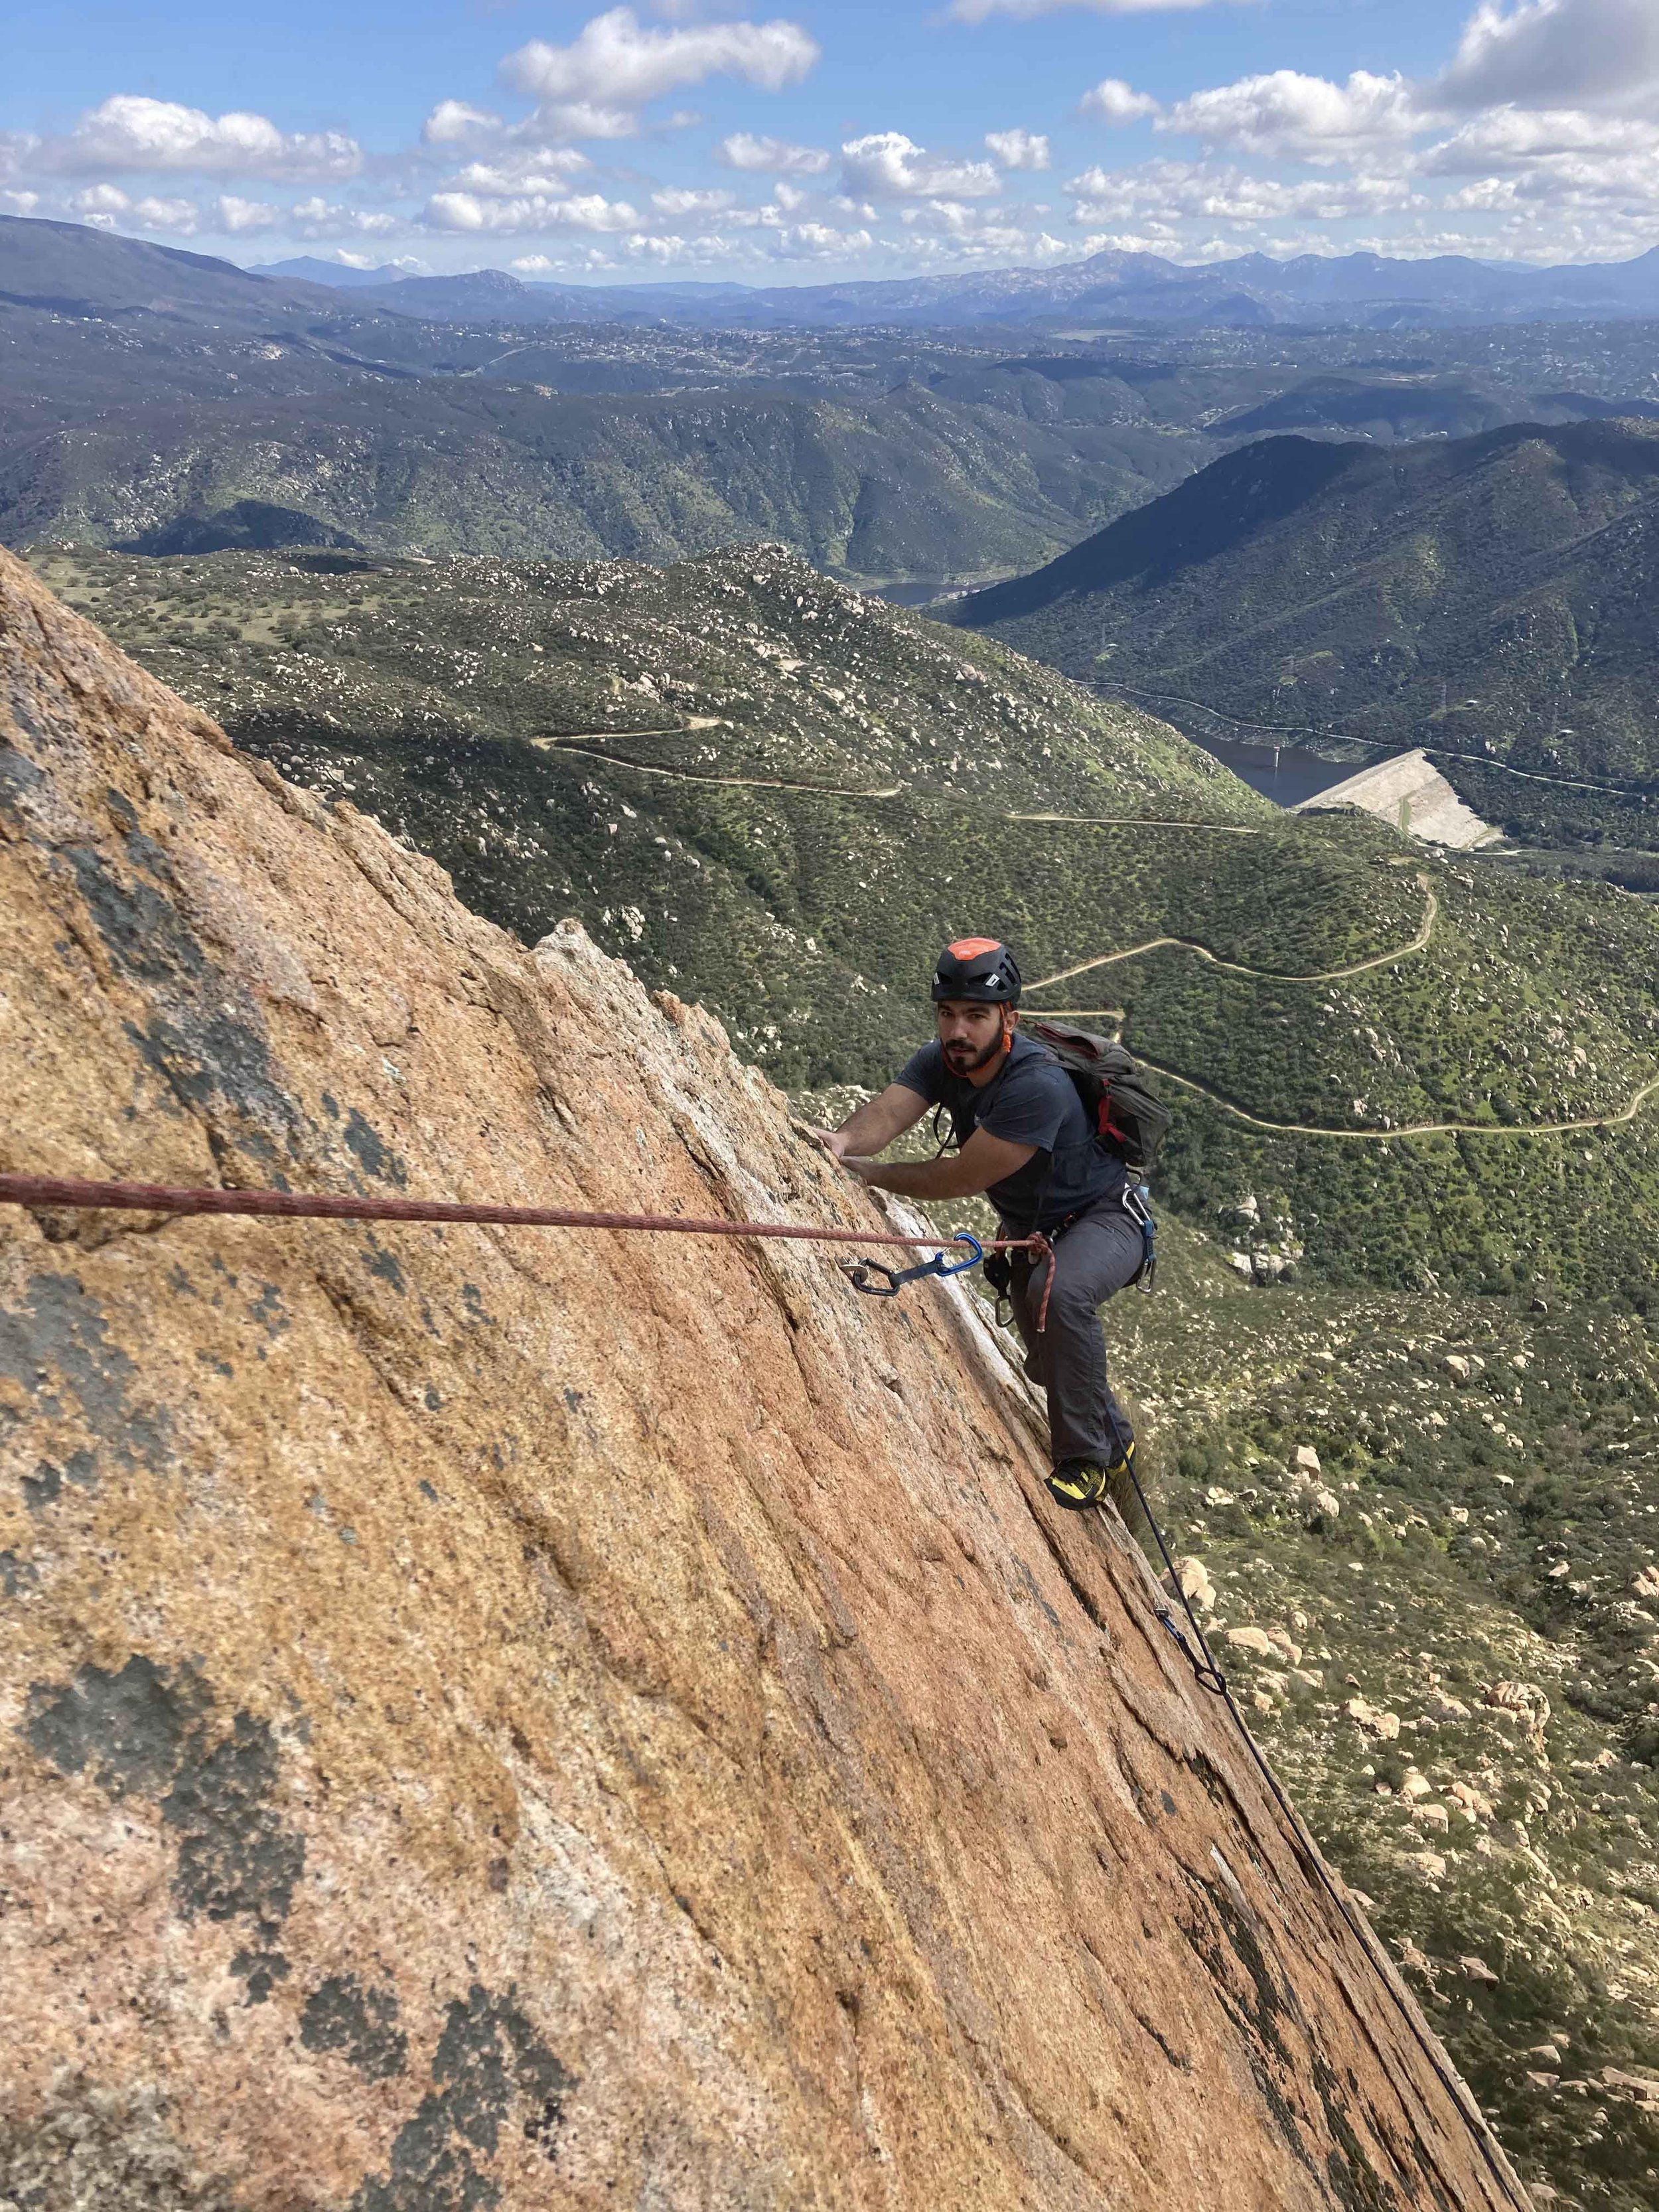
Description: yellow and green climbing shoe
1046,1460,1108,1512
1045,1441,1136,1514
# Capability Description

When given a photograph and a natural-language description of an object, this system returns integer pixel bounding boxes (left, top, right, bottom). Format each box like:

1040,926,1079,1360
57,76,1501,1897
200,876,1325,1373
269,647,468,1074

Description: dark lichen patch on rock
301,1974,409,2081
22,1653,307,1937
122,1009,297,1173
247,1281,289,1335
0,742,46,804
0,1273,169,1477
62,838,210,990
0,1548,40,1597
162,1710,306,1929
25,1654,211,1799
43,800,309,1169
22,1461,61,1510
362,1240,407,1293
0,2073,242,2212
231,1946,291,2006
348,1986,575,2211
343,1107,407,1189
1181,1868,1325,2185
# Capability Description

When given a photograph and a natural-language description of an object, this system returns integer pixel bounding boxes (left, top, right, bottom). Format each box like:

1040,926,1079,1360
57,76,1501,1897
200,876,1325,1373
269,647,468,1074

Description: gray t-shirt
894,1031,1127,1232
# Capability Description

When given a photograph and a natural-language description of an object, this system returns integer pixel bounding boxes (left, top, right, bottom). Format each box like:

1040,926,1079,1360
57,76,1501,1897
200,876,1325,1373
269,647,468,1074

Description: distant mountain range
14,210,1659,618
953,415,1659,818
258,242,1659,332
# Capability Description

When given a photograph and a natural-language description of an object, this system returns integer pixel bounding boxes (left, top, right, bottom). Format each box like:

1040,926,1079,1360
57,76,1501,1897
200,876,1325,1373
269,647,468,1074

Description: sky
4,0,1659,285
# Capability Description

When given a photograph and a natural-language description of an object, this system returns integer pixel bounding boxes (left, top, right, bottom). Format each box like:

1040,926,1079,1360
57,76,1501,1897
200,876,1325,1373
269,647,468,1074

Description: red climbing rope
0,1170,1039,1258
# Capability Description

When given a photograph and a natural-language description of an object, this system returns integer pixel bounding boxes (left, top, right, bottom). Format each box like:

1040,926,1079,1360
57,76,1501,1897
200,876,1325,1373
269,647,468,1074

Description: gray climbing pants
1008,1193,1144,1483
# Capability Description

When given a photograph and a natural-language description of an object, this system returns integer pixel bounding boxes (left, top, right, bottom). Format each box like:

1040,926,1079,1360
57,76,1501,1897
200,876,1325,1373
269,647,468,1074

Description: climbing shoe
1046,1459,1108,1511
1045,1441,1135,1515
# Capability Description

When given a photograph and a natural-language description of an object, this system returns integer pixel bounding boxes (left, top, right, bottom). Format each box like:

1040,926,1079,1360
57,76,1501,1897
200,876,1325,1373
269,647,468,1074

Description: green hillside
1110,1222,1659,2210
953,419,1659,845
2,382,1203,584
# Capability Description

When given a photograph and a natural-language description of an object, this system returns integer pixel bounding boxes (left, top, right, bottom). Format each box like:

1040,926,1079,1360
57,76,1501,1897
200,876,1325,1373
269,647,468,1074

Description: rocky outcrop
0,546,1528,2209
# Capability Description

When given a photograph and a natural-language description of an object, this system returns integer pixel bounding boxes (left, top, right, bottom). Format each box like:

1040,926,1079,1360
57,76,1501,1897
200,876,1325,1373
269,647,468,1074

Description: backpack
1020,1019,1172,1176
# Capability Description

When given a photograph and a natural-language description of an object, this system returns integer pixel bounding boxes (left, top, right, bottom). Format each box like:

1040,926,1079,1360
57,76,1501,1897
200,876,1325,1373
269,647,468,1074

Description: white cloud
897,199,1070,259
288,198,401,238
423,188,643,234
651,185,737,216
216,194,283,232
946,0,1237,17
1066,158,1419,226
1081,80,1161,124
985,128,1050,171
446,152,593,197
422,101,506,149
46,94,360,181
1,190,40,215
773,220,875,258
1424,106,1659,169
716,131,830,174
840,131,1001,200
71,184,202,233
1435,0,1659,113
1161,70,1421,159
1417,105,1659,215
499,7,819,140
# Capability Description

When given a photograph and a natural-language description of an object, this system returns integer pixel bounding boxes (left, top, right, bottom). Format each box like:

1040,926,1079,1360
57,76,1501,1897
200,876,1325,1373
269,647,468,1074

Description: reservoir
865,577,1001,609
1192,734,1374,808
855,578,1382,808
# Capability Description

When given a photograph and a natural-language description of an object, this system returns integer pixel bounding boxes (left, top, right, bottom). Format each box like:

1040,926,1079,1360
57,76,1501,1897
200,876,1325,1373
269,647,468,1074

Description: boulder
1225,1627,1276,1657
1346,1698,1404,1741
1175,1556,1216,1612
0,551,1530,2209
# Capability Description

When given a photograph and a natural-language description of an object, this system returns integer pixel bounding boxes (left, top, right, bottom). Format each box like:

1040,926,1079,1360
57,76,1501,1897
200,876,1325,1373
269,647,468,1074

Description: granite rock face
0,546,1528,2210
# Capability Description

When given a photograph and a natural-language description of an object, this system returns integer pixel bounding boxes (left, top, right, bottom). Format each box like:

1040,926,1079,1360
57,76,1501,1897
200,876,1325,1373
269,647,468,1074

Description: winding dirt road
532,733,904,800
533,731,1658,1143
1028,879,1440,992
1131,1053,1659,1143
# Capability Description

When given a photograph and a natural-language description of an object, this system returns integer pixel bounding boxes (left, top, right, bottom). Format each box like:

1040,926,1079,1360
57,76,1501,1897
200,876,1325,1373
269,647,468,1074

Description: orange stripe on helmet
946,936,1004,959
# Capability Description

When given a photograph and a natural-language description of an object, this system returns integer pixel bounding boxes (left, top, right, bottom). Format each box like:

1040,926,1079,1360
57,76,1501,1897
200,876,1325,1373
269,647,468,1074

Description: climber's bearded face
936,998,1009,1075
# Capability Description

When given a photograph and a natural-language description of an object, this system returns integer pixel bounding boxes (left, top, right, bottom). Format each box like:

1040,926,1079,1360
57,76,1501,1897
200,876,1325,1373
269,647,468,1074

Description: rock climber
812,936,1145,1517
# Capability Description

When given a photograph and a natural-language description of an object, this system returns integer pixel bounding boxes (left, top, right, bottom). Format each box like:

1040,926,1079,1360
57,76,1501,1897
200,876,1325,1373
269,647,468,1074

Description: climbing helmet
930,937,1023,1006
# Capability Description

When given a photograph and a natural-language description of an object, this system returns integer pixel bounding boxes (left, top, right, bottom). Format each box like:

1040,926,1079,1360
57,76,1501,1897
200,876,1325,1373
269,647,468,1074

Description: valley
12,218,1659,595
954,418,1659,861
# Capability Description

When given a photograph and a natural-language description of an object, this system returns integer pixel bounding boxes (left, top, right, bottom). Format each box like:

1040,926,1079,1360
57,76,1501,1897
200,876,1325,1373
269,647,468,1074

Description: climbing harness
839,1231,984,1300
1003,1180,1156,1340
1095,1398,1522,2204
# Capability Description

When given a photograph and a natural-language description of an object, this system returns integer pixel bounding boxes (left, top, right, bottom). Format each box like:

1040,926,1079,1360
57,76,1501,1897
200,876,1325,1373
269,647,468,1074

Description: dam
1295,747,1501,849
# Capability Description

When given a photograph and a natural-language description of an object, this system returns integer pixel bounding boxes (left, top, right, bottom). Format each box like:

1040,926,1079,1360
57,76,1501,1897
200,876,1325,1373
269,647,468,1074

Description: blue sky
4,0,1658,283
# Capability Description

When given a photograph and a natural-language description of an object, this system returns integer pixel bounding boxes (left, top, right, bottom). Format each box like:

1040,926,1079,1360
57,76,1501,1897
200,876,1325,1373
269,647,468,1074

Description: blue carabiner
840,1231,984,1300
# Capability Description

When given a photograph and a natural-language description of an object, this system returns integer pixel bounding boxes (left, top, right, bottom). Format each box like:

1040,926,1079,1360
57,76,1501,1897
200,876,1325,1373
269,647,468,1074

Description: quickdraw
839,1231,985,1300
1123,1181,1157,1296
